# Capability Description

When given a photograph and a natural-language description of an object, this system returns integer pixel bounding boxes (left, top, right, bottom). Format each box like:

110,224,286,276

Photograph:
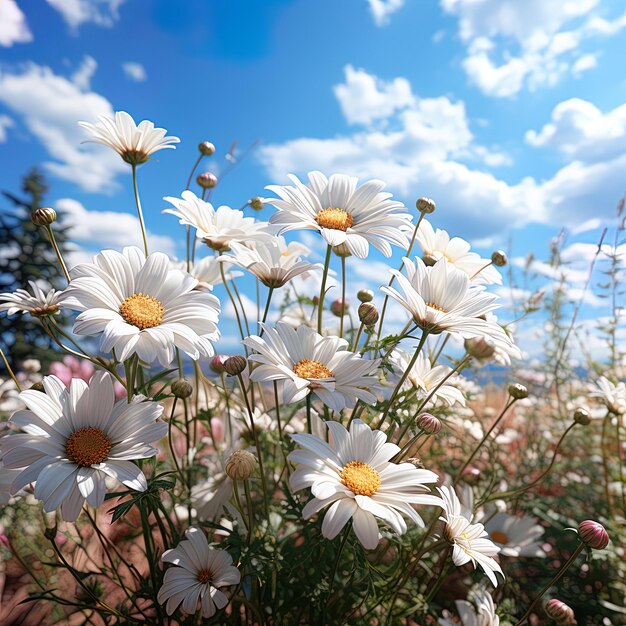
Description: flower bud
196,172,218,189
198,141,215,156
573,407,590,426
545,599,576,624
357,289,374,303
223,355,247,376
491,250,508,267
358,302,379,327
331,298,349,317
225,449,257,480
464,336,496,360
578,519,609,550
416,412,441,435
31,207,57,226
248,196,264,211
461,466,481,486
508,383,528,400
210,354,229,374
416,197,436,214
171,378,193,399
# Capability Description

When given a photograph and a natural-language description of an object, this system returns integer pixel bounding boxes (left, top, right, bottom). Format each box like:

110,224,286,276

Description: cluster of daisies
0,110,541,620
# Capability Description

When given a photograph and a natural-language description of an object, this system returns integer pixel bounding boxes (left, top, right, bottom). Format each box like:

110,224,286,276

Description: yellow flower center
292,359,334,379
196,568,214,584
491,531,509,545
424,301,447,313
340,461,381,497
65,427,112,467
315,207,353,231
119,293,165,329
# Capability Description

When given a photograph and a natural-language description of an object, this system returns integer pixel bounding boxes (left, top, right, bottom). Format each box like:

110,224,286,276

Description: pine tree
0,169,70,369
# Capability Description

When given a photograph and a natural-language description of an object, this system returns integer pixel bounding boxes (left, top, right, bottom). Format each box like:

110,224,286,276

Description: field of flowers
0,111,624,625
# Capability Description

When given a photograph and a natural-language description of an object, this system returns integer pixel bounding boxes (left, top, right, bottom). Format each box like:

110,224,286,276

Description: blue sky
1,0,626,358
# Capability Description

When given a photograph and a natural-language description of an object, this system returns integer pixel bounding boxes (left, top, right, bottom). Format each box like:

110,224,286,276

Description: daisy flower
0,372,166,522
0,281,61,317
171,256,242,292
439,589,500,626
418,221,502,285
79,111,179,166
484,512,546,557
464,314,519,366
163,190,274,252
60,247,220,366
390,348,465,407
266,171,412,259
220,238,322,288
438,485,503,587
589,376,626,415
243,322,381,412
381,257,519,356
157,527,240,619
289,419,442,549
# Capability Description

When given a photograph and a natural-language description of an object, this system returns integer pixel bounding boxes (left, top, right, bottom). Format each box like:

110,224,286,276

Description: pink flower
48,356,126,400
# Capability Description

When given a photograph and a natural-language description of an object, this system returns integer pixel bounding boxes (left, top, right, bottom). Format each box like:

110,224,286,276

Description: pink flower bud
578,520,609,550
545,599,575,624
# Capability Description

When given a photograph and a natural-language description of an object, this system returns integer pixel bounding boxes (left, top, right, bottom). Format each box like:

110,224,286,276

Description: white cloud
260,66,532,239
333,65,413,126
0,114,14,142
46,0,124,29
56,198,178,267
0,0,32,47
259,66,626,239
571,52,598,76
71,55,98,90
367,0,406,26
525,98,626,162
122,61,147,82
441,0,626,97
0,63,126,192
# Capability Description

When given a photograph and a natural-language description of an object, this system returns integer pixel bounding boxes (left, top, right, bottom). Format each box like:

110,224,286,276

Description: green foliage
0,168,70,368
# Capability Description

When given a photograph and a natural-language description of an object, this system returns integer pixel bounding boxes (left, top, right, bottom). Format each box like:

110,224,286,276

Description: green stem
482,422,578,503
375,331,429,430
339,255,346,338
453,396,517,484
317,245,333,334
514,543,584,626
376,211,424,341
45,224,71,282
260,286,275,333
131,164,149,257
237,373,270,517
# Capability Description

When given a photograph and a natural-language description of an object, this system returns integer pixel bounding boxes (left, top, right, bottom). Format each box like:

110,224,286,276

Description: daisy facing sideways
438,485,503,587
289,419,443,549
389,348,465,407
439,589,500,626
266,171,412,259
219,237,322,288
0,371,166,522
60,246,220,366
163,190,275,252
243,322,381,412
79,110,179,166
0,281,61,317
381,257,519,358
157,526,240,619
417,220,502,285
